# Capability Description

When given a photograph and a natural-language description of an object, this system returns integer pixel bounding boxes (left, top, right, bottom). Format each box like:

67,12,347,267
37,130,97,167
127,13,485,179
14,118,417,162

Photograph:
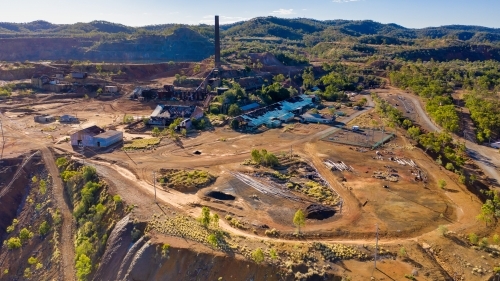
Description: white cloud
332,0,362,2
270,9,296,16
199,15,248,25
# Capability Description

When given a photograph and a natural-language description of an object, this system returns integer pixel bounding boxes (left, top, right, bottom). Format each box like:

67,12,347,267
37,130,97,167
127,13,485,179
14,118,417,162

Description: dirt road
40,147,75,281
391,90,500,185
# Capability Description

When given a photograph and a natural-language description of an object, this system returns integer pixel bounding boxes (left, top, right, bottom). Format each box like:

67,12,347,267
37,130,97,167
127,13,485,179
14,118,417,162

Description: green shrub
23,268,31,278
75,254,92,281
28,256,38,265
39,179,47,195
55,157,68,169
161,244,170,257
252,248,265,263
438,179,447,189
207,234,218,247
6,237,22,249
39,221,50,236
270,248,278,260
438,225,448,236
113,195,122,204
6,218,18,233
19,228,33,243
445,163,454,171
468,233,479,245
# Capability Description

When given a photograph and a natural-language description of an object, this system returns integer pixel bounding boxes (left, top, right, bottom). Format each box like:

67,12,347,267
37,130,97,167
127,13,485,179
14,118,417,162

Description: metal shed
93,130,123,147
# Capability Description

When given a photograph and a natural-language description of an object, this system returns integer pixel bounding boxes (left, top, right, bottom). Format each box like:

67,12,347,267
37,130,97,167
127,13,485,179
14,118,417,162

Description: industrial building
34,115,55,123
233,94,316,129
300,113,335,124
70,125,123,148
59,115,78,123
149,105,204,127
31,74,71,93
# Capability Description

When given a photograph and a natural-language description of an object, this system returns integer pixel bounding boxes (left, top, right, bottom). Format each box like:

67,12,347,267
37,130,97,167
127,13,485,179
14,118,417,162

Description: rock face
93,217,298,281
92,215,135,281
0,28,213,62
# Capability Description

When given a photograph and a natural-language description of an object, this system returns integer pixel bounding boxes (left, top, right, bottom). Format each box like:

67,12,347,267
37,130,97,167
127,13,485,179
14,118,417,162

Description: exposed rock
92,215,134,281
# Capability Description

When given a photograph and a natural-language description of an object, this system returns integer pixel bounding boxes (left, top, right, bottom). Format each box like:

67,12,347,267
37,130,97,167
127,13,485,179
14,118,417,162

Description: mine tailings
0,153,43,244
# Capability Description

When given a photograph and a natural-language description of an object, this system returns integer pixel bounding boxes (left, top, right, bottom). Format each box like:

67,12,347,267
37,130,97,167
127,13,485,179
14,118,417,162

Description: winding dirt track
41,147,75,281
395,89,500,184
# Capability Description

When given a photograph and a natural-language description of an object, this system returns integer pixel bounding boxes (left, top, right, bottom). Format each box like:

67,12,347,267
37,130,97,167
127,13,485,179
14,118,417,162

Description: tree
212,213,219,228
274,74,285,83
76,254,92,281
251,149,263,164
407,126,421,139
181,128,187,137
293,209,306,234
152,127,161,137
477,200,495,225
252,248,265,263
39,221,50,236
96,64,102,74
228,104,242,117
97,88,103,95
230,119,239,130
200,207,211,227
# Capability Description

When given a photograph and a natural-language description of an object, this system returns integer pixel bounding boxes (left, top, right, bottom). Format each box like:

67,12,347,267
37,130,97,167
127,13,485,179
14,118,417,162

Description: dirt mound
206,191,236,200
248,52,283,66
305,204,336,220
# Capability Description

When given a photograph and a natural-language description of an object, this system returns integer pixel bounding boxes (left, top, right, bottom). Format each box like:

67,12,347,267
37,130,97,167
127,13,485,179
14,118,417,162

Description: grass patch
123,138,160,150
287,181,339,205
157,169,216,191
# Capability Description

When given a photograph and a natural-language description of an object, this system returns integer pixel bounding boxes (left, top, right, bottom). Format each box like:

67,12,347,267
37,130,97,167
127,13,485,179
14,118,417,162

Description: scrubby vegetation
250,149,280,167
147,213,230,251
287,181,339,205
156,169,216,190
56,157,126,281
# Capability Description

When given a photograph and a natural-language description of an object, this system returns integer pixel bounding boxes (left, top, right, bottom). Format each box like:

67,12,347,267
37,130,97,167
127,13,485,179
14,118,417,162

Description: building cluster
232,94,334,130
149,105,204,129
31,72,118,94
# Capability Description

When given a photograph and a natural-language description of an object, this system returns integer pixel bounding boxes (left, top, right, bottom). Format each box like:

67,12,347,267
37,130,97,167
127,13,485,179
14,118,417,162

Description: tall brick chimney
215,15,221,68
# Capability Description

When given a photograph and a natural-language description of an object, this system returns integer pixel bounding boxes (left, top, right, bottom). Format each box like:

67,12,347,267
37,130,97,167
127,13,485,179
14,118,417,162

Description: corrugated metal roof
240,103,260,111
94,130,122,139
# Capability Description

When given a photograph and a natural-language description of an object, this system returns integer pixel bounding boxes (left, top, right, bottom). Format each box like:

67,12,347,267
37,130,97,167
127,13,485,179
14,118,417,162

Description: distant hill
1,17,499,43
0,17,500,62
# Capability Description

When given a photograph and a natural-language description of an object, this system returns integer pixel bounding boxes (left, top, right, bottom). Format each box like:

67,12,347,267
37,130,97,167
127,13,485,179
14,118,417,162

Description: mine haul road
395,90,500,185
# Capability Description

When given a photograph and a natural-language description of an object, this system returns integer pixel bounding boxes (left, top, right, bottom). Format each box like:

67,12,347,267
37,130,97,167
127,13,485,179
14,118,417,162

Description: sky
1,0,499,28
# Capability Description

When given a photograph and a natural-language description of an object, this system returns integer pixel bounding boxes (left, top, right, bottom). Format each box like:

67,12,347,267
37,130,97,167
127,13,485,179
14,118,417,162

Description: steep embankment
0,28,213,62
93,216,300,281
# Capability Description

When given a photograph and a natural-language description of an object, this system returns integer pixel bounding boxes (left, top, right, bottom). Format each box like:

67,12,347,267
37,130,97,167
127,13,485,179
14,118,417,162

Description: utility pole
81,144,85,166
372,224,379,278
153,171,157,204
0,120,4,161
